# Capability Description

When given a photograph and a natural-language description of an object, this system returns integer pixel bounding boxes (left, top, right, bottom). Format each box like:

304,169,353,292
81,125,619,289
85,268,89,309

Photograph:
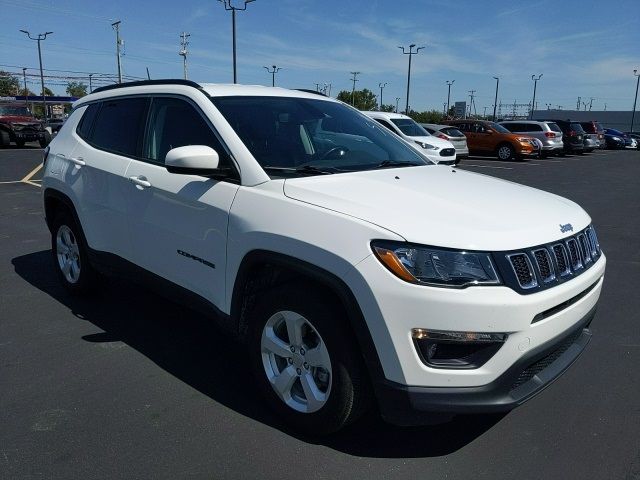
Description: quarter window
144,97,227,164
76,103,100,140
90,98,148,156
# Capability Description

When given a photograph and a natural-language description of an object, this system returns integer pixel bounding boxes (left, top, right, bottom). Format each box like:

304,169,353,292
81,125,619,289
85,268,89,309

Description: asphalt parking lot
1,146,639,479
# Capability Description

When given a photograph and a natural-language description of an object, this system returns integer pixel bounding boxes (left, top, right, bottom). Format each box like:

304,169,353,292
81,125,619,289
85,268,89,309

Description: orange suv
446,120,539,160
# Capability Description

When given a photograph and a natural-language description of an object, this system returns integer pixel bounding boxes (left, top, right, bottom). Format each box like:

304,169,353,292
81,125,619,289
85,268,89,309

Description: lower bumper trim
375,305,596,426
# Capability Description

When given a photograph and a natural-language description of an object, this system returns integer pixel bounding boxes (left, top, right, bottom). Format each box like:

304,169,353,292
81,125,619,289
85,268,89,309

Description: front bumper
377,304,595,424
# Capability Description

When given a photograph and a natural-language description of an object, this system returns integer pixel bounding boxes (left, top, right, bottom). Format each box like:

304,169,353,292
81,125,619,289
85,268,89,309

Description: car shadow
12,250,504,458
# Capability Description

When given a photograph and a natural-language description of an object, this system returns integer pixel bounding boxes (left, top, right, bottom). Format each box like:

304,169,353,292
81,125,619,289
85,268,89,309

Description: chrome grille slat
533,248,556,283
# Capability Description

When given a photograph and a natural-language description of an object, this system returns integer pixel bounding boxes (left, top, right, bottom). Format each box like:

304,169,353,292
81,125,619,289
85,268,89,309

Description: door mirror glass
165,145,220,175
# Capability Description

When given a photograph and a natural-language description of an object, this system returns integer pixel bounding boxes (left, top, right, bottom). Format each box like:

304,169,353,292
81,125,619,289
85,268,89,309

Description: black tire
51,210,98,295
15,139,26,148
39,131,52,148
496,143,515,161
0,130,9,147
248,283,370,435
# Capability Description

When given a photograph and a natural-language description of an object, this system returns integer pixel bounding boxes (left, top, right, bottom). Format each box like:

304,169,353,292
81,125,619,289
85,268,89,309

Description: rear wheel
248,283,370,435
0,130,9,147
496,143,515,161
39,131,52,148
51,211,98,294
15,139,26,148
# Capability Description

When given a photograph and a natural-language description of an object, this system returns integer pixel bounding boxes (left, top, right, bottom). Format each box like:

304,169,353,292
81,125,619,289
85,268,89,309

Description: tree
0,71,20,96
40,87,54,96
380,104,395,112
66,81,87,98
336,88,377,110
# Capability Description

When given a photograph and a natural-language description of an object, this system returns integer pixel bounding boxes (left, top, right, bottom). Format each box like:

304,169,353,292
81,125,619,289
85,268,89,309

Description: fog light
411,329,507,369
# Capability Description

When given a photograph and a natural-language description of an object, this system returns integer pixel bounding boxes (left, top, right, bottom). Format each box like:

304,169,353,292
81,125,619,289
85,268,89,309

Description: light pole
20,30,53,123
22,67,28,108
264,65,281,87
378,82,387,110
445,80,454,116
219,0,255,84
89,73,94,93
493,76,500,121
399,44,424,114
395,97,401,113
530,74,542,119
630,69,640,132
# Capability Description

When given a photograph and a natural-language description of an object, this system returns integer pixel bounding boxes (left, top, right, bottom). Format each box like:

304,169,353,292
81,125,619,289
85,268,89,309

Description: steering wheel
320,146,350,160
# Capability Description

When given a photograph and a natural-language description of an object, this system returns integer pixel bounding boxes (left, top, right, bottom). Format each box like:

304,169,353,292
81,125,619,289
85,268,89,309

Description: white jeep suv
42,80,606,434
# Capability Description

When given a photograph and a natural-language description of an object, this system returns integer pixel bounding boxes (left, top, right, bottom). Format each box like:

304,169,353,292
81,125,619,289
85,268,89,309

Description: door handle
129,175,152,188
69,156,86,166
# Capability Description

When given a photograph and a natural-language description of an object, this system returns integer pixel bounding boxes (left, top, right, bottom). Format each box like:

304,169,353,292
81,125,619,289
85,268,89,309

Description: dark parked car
539,119,585,154
604,128,634,149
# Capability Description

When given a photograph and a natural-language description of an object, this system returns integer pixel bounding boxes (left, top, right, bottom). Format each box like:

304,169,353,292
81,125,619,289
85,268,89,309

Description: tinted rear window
546,122,562,133
570,123,586,133
90,98,148,156
76,103,100,140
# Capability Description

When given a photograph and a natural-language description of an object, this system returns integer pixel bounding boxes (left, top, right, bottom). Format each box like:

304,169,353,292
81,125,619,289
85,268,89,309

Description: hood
0,115,40,125
283,165,590,251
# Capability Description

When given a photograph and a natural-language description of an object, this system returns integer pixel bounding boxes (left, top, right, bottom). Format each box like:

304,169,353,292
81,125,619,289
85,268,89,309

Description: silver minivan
499,120,564,157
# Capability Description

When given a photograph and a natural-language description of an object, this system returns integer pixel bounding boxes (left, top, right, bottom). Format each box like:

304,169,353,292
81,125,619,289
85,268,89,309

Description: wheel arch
43,188,82,234
230,249,386,385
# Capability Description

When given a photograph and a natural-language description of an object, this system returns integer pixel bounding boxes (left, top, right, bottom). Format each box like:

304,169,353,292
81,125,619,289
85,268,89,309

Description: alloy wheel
56,225,81,284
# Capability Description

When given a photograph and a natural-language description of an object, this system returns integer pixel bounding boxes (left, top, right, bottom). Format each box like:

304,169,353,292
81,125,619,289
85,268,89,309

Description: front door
124,96,239,308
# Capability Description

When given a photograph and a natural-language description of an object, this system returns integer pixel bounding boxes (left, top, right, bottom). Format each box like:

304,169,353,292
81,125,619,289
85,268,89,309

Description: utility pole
264,65,281,87
22,67,28,107
88,73,94,93
20,30,53,123
577,96,581,110
378,82,387,110
324,83,332,96
179,32,190,80
493,76,500,121
315,83,321,92
111,21,123,83
395,97,400,113
483,106,488,118
443,102,447,115
582,101,588,111
589,97,594,111
468,90,476,117
530,74,543,119
399,44,424,114
446,80,454,116
631,69,640,132
219,0,256,84
349,71,360,107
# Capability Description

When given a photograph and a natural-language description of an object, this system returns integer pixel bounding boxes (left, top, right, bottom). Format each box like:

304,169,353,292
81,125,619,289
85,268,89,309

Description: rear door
124,95,239,306
69,97,148,260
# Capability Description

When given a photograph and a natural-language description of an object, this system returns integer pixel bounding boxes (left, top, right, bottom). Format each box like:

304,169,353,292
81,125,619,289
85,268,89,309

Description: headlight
516,137,533,144
371,241,501,287
415,141,439,150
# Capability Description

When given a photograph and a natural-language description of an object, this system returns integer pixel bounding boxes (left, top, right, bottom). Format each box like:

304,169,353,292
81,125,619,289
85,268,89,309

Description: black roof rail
91,79,202,94
294,88,328,97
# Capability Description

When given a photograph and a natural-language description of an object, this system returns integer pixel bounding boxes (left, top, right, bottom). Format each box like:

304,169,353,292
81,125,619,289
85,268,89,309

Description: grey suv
499,120,564,157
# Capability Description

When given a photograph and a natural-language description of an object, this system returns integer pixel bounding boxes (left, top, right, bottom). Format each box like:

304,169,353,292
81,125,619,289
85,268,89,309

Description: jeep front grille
500,225,602,294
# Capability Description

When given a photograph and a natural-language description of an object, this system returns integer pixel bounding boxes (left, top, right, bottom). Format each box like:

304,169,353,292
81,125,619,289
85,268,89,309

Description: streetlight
493,76,500,121
530,73,543,119
399,44,424,114
378,82,387,110
395,97,401,113
264,65,281,87
219,0,256,84
631,69,640,133
20,30,53,124
88,73,94,93
445,80,454,116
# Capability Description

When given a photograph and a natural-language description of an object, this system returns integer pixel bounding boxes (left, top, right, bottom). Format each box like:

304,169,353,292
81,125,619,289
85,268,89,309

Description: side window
90,98,148,156
473,123,486,133
506,123,521,132
375,119,397,134
76,103,100,141
528,123,543,132
144,97,228,164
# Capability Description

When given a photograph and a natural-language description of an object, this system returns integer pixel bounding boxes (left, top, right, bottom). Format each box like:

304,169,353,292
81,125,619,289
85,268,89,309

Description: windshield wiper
373,160,423,169
263,165,344,176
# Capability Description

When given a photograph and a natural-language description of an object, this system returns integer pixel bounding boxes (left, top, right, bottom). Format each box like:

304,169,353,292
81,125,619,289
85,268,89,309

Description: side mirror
165,145,220,175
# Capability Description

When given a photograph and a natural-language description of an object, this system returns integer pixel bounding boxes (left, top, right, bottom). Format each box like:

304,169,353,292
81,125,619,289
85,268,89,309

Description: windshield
487,122,510,134
0,105,32,116
211,96,430,176
389,118,429,137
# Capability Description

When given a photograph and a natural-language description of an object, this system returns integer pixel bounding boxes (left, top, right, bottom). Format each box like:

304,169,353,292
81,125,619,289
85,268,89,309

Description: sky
2,0,639,112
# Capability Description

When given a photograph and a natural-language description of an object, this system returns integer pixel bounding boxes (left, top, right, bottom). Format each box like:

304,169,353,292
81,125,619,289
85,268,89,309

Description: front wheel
496,143,515,161
15,139,26,148
39,131,52,148
248,284,370,435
